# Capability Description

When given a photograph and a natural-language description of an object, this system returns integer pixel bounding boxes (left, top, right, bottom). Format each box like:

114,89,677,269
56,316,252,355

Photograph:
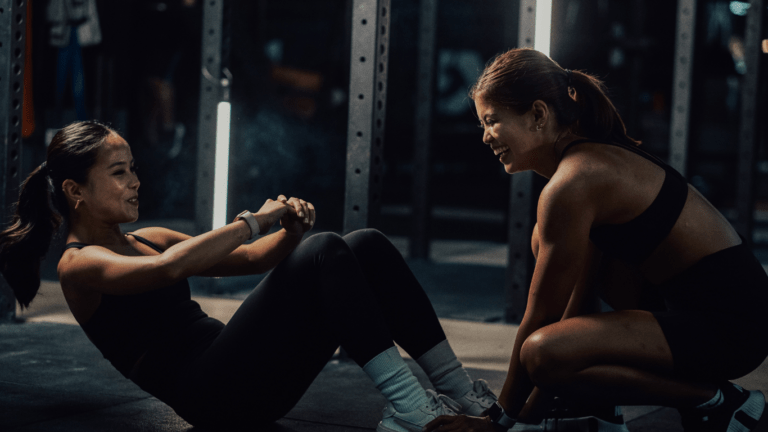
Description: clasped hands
255,194,316,236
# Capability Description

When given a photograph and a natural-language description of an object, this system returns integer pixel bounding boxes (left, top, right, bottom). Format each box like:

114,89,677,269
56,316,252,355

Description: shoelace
470,379,497,405
424,389,459,415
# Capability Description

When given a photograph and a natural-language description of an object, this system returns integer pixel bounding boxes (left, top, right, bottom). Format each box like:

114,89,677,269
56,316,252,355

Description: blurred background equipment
2,0,767,323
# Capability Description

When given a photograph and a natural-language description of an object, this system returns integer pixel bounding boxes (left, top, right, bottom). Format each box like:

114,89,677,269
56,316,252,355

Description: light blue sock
415,340,474,400
696,388,724,410
362,346,428,413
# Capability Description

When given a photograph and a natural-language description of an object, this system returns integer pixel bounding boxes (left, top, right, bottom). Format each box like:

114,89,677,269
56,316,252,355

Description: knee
304,231,347,252
343,228,388,251
519,329,566,390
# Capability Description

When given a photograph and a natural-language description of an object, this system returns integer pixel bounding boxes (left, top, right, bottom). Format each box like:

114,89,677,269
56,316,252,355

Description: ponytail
569,70,640,147
0,164,61,308
0,120,113,308
469,48,640,147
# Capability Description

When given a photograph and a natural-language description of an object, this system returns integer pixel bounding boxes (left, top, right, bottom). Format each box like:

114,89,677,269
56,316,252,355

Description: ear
61,179,85,205
530,100,550,128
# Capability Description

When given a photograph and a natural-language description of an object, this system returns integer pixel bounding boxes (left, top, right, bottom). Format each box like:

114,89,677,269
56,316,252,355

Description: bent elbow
156,253,183,283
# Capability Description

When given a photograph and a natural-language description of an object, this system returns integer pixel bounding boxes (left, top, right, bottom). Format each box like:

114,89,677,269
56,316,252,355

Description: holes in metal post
515,222,522,229
12,116,19,126
373,175,379,184
361,19,367,25
514,253,521,259
358,94,364,100
373,193,379,202
13,64,20,75
10,166,17,177
11,133,18,144
360,56,366,62
209,29,215,35
13,82,20,92
378,82,383,91
353,205,360,212
374,156,380,165
380,44,385,55
377,100,382,110
376,118,382,129
375,138,381,147
381,7,387,16
13,99,19,109
381,25,386,35
517,191,524,198
15,31,21,41
355,168,361,174
17,0,24,6
16,14,22,24
14,47,21,58
526,38,532,44
356,131,363,137
0,8,4,13
10,149,17,160
379,63,384,73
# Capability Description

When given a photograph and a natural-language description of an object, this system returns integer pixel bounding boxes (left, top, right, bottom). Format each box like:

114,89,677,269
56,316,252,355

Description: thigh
177,237,341,424
521,310,675,379
597,254,666,312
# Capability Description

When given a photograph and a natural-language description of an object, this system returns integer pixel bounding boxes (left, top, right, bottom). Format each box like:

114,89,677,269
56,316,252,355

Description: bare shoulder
129,227,191,250
542,149,616,210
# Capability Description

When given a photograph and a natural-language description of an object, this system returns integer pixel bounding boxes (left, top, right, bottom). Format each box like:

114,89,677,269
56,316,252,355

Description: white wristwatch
235,210,260,239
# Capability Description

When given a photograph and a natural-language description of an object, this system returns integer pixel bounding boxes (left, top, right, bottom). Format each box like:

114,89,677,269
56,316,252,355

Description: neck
67,212,128,247
533,130,580,179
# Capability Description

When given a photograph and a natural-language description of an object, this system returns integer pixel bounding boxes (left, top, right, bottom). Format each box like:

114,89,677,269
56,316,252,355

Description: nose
130,172,140,190
482,128,493,145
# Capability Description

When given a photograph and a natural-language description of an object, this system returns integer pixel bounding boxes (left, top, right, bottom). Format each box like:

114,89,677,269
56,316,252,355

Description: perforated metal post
343,0,391,234
503,0,538,323
669,0,696,175
735,0,765,242
0,0,27,322
195,0,229,235
410,0,437,259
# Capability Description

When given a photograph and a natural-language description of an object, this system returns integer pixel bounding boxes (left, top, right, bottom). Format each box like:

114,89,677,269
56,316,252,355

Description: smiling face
79,134,141,224
474,95,540,174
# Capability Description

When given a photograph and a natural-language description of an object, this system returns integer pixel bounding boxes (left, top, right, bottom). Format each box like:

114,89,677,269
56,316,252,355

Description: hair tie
565,69,573,88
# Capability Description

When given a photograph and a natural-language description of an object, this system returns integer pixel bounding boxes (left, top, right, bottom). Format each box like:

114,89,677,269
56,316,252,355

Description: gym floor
2,236,768,431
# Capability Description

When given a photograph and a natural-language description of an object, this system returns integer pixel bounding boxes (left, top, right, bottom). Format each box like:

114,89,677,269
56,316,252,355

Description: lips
127,197,138,205
492,145,510,160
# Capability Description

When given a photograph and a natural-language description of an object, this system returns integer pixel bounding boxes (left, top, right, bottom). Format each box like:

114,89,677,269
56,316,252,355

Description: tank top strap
125,233,165,253
63,242,91,250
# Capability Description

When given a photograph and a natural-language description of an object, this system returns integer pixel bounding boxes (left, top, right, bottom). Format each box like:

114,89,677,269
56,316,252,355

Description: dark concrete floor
3,320,768,431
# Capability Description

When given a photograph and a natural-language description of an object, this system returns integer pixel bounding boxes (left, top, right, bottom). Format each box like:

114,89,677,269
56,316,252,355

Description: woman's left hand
424,414,498,432
277,195,315,235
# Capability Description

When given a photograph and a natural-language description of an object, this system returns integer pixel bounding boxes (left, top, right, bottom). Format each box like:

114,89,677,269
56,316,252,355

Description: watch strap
235,210,260,239
487,402,517,429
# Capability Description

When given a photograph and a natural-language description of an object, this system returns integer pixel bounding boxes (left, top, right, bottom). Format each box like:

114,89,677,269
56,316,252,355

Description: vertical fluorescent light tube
535,0,553,56
213,101,231,230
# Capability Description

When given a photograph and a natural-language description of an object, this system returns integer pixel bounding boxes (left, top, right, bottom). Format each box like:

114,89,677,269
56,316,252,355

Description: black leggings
133,229,446,428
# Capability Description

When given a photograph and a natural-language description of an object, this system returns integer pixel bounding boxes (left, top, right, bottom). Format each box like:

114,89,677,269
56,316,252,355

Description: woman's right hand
253,198,294,234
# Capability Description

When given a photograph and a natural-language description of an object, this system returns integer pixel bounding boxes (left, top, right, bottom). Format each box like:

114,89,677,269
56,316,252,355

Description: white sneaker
453,379,498,416
377,389,459,432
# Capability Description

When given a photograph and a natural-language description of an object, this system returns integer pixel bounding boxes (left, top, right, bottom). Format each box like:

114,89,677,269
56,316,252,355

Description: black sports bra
560,139,689,263
63,233,207,378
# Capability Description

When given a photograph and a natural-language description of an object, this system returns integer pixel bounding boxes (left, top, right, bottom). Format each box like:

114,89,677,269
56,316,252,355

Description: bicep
61,247,176,295
524,181,597,323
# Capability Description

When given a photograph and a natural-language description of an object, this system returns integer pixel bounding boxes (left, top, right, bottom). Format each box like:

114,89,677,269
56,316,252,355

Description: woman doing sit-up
0,121,498,431
426,49,768,432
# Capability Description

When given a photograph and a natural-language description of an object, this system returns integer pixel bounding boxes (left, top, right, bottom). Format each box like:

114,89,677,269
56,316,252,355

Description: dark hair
0,121,115,308
469,48,640,147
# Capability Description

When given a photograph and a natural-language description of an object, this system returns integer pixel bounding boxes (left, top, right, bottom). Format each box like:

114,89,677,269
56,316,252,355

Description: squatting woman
426,48,768,432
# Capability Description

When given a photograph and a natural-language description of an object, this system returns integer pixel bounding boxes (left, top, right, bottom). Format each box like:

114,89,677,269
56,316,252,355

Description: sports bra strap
125,233,165,253
63,234,166,254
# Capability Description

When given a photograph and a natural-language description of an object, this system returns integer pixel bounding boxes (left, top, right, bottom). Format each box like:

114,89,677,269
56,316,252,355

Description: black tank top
63,233,209,378
560,139,689,263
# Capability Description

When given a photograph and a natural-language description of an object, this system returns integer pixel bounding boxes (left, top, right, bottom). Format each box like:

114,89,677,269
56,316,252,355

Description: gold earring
75,200,81,210
536,125,541,131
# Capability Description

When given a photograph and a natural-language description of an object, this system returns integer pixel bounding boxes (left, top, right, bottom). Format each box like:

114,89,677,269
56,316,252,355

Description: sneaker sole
731,390,766,432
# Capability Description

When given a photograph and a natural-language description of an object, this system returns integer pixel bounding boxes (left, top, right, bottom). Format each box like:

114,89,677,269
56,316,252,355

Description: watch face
487,402,502,420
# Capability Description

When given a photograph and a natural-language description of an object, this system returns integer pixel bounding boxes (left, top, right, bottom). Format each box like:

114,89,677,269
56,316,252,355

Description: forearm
163,220,251,279
499,318,552,416
244,228,304,273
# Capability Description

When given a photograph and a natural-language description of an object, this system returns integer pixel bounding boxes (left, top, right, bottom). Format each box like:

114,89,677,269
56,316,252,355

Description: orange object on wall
22,0,35,138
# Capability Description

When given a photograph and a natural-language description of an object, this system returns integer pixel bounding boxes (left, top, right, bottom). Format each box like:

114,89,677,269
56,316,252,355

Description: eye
113,170,125,175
